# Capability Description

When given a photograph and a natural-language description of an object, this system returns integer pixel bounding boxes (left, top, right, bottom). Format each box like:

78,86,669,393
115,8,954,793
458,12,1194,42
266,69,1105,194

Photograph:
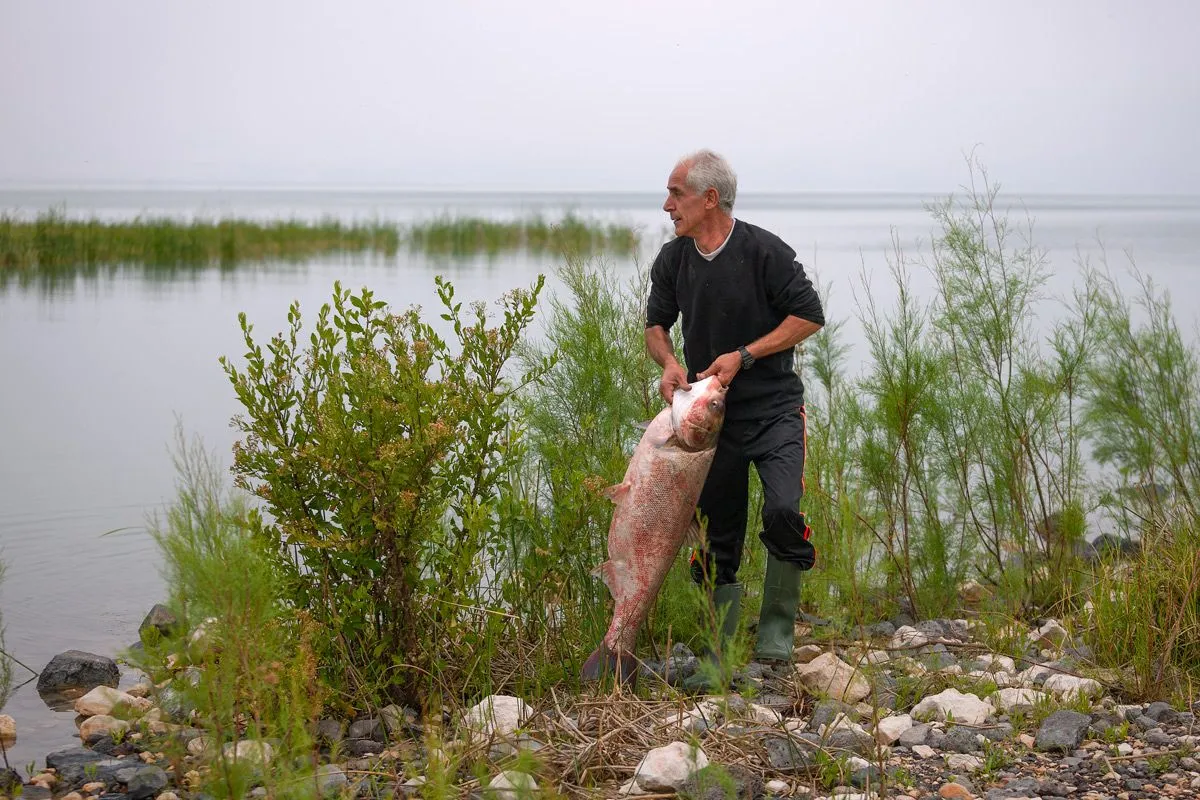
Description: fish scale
582,376,728,685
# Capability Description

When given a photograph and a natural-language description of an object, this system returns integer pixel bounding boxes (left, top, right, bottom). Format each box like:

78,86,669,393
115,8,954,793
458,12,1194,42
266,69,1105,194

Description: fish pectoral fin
592,559,632,595
602,481,631,502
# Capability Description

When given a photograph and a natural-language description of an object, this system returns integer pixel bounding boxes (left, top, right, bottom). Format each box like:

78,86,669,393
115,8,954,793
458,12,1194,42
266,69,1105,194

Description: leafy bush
221,277,552,704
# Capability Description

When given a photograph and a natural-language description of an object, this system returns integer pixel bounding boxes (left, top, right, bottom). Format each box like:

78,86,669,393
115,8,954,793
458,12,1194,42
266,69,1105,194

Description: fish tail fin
581,642,639,687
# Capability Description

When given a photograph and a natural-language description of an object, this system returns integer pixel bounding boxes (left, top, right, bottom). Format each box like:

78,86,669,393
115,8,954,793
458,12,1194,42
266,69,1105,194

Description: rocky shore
3,609,1198,800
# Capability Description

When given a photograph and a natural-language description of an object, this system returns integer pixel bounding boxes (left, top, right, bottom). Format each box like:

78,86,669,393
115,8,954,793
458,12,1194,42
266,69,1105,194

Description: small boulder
138,604,180,644
1035,710,1091,753
315,764,348,798
36,650,119,695
1042,673,1102,701
487,770,538,799
889,626,929,650
0,714,14,747
873,713,913,745
75,685,147,717
79,715,130,743
634,742,709,792
912,688,993,726
462,695,531,739
126,765,169,800
990,687,1048,713
1030,619,1069,648
793,653,871,704
222,739,274,767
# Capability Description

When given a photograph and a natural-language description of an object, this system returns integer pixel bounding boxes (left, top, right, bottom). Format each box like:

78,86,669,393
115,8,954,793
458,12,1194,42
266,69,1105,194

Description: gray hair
680,149,737,214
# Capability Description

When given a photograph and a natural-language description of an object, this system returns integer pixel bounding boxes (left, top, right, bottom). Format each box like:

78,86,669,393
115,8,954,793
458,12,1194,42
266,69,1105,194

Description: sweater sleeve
645,245,680,330
764,247,825,326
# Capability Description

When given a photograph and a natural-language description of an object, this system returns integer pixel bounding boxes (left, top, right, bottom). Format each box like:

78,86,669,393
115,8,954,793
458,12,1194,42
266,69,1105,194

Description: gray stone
980,723,1014,742
126,766,169,800
343,738,385,756
1133,714,1161,731
898,722,933,748
1090,710,1125,735
943,726,983,753
849,762,882,788
315,765,348,798
809,698,858,731
763,735,819,774
1035,710,1091,753
157,686,195,722
138,604,180,644
347,717,383,740
678,763,762,800
825,727,876,757
45,746,106,771
862,621,896,639
316,717,345,745
1145,728,1175,747
914,620,947,639
1145,701,1177,723
36,650,120,694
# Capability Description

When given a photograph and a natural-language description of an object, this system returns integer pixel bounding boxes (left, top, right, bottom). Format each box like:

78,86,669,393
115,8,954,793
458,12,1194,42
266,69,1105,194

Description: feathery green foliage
139,430,322,800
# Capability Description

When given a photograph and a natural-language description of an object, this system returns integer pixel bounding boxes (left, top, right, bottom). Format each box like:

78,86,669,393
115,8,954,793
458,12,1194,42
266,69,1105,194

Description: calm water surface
1,189,1198,766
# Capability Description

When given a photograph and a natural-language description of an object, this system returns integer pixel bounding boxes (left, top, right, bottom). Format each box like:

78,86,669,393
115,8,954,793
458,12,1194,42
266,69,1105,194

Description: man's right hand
659,362,691,405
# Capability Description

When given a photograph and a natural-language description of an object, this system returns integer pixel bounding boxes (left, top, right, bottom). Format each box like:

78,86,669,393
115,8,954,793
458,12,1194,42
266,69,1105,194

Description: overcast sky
1,0,1197,194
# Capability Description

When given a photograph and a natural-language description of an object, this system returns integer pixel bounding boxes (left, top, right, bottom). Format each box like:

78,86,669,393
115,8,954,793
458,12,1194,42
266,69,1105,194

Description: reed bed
0,210,641,273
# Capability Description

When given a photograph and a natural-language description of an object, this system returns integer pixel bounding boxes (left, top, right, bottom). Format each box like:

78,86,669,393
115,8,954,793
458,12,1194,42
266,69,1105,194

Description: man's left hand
698,352,742,387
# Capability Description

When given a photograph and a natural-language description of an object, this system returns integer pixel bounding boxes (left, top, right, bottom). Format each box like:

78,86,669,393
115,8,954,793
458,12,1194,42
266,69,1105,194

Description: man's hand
659,362,691,405
698,352,742,387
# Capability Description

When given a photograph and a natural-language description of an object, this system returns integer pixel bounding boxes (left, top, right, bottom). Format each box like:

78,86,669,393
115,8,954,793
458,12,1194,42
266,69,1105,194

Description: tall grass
0,210,642,289
138,430,322,800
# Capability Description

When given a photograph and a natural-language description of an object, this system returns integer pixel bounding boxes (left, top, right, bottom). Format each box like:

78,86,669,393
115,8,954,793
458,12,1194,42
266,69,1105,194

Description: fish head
670,376,727,450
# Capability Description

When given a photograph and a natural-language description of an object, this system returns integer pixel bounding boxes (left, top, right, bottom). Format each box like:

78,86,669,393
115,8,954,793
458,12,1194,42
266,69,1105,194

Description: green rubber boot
753,555,803,664
682,582,743,692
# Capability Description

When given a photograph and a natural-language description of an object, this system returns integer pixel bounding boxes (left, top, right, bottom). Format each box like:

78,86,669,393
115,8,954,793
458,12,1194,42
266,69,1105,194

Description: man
644,149,824,683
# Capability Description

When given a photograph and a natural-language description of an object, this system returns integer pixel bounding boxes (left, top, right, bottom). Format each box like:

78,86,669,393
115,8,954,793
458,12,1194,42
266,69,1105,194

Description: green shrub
220,277,551,705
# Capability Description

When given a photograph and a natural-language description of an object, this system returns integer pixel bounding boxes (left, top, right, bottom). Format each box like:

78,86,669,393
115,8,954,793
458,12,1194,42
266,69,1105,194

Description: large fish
581,376,728,684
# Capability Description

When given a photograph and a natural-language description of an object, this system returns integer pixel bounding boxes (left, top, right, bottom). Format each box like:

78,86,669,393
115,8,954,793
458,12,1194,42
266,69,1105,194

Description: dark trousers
696,405,815,586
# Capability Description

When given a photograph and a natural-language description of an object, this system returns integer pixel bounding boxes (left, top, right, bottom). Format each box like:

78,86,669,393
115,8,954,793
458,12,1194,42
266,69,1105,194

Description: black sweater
645,220,825,421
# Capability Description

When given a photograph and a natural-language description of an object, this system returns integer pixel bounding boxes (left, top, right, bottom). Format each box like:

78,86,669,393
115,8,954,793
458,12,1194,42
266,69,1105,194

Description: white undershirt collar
695,219,737,261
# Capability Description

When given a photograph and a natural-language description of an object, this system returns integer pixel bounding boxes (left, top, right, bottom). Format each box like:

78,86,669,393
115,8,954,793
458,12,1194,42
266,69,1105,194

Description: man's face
662,162,714,239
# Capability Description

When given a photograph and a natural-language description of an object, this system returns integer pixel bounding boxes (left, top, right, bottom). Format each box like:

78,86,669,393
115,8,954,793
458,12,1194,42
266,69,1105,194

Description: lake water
2,188,1199,767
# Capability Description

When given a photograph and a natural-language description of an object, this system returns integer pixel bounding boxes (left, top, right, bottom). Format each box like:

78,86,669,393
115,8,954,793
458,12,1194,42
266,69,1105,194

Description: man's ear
705,187,720,209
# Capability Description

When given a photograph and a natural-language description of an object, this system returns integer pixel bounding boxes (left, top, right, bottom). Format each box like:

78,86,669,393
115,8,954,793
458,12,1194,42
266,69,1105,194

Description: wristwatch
737,346,755,370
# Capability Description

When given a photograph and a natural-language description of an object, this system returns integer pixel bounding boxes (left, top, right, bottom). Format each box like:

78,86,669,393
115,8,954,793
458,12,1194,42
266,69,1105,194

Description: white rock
944,753,983,772
748,703,783,725
1115,704,1143,719
79,715,130,741
939,664,963,676
976,654,1017,674
891,656,927,676
992,671,1018,688
487,770,538,799
846,756,871,771
820,713,869,737
1042,674,1102,701
873,713,913,745
1030,619,1069,648
864,649,891,665
156,793,181,800
125,682,154,698
889,626,929,650
1017,663,1054,686
784,717,807,733
0,714,14,746
187,737,211,756
633,741,709,792
990,687,1049,713
1117,742,1134,756
911,688,993,726
222,739,274,766
765,779,789,794
463,695,532,739
75,686,147,717
911,744,937,759
793,653,872,704
617,778,647,796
